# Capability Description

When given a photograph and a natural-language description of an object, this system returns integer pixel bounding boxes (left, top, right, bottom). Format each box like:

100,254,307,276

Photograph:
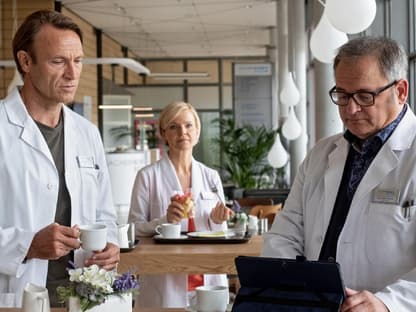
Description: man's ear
16,50,32,74
396,79,408,105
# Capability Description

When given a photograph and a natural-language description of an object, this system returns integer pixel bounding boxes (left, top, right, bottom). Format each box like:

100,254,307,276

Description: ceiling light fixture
149,72,209,80
134,113,154,118
82,58,150,75
0,58,150,75
132,107,153,111
98,105,133,110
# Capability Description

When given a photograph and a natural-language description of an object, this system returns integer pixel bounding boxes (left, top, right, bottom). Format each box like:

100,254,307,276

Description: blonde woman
129,101,232,308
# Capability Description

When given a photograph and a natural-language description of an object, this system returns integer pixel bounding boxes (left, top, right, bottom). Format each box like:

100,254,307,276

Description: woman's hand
167,195,194,223
210,202,234,224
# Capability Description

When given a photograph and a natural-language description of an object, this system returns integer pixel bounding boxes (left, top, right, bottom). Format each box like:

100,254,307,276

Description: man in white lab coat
0,10,119,307
263,37,416,311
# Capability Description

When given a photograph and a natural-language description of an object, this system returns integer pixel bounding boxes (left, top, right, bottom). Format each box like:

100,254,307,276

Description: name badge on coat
76,156,95,168
200,192,217,200
372,188,400,204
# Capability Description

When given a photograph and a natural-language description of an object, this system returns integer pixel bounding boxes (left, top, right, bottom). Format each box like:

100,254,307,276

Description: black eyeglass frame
329,80,398,107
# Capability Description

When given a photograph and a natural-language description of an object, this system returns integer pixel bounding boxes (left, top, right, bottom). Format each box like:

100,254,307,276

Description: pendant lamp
325,0,376,34
282,106,302,140
279,72,300,107
310,10,348,63
267,133,288,168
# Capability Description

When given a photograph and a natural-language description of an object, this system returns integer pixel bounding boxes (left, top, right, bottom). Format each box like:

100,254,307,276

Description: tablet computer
232,256,346,312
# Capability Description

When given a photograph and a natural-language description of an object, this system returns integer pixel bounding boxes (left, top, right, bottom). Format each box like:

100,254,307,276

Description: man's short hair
12,10,83,76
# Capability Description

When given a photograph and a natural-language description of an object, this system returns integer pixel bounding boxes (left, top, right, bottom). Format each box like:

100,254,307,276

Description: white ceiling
61,0,277,58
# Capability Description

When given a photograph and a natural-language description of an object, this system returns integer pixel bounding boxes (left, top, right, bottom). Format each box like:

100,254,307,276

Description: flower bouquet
57,264,138,312
227,200,248,236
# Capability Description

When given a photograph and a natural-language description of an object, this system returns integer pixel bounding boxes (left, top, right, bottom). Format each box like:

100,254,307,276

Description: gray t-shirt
35,114,71,307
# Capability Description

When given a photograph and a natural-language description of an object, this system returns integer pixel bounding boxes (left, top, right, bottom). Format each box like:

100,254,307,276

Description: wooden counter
119,235,263,275
0,309,185,312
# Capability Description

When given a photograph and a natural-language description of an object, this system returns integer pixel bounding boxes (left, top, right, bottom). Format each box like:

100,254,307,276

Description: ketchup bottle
188,217,196,233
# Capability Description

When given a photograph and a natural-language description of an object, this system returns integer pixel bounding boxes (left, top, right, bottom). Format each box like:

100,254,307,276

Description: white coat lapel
352,107,416,204
191,158,203,203
351,148,397,205
323,136,349,231
4,89,55,166
162,156,183,191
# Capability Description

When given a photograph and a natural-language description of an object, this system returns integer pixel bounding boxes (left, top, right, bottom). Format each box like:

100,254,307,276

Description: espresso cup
196,285,229,312
155,223,181,238
79,224,107,251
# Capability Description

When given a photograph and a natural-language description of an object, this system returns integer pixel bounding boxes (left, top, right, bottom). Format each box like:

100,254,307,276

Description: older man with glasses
263,36,415,311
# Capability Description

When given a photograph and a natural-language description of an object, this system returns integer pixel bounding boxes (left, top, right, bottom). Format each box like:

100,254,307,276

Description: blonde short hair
158,101,201,136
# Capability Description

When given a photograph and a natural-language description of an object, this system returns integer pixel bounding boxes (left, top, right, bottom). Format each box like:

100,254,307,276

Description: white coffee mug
248,215,258,230
22,283,50,312
79,224,107,251
117,224,129,248
196,285,229,312
155,223,181,238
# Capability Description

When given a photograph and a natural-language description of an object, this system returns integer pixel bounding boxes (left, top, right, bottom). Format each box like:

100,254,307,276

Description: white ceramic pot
68,293,132,312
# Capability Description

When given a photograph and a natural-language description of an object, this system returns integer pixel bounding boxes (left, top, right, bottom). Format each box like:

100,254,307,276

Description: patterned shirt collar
344,104,407,154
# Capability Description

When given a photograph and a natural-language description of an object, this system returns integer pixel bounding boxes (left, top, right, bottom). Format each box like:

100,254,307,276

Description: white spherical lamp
279,72,301,107
326,0,376,34
282,106,302,141
267,133,288,168
310,10,348,63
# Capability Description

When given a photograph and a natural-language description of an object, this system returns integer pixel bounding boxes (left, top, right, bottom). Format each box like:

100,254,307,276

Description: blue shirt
319,105,407,261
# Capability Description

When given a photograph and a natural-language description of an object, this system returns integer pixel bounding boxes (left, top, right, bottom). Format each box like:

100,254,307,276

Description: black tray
153,234,251,244
120,239,139,252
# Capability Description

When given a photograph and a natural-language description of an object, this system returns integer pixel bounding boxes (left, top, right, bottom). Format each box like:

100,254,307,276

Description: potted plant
212,118,279,194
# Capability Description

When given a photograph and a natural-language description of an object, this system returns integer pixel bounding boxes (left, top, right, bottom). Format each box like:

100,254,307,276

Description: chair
236,198,274,213
249,203,283,225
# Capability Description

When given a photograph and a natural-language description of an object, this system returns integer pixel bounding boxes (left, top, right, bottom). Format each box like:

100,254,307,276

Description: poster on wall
233,63,273,129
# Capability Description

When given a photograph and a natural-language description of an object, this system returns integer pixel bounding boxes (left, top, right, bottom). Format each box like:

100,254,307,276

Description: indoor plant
57,264,138,312
212,118,279,190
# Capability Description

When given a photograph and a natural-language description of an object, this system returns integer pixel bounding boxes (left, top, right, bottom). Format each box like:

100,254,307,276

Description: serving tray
120,239,140,252
153,233,251,244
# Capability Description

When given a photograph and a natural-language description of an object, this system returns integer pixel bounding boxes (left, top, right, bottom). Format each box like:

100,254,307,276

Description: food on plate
173,191,194,218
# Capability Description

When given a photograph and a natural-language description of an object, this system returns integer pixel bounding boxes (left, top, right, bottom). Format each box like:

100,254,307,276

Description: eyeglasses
329,80,397,107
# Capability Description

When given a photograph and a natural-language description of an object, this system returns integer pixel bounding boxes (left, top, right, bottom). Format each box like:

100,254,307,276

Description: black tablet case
232,256,346,312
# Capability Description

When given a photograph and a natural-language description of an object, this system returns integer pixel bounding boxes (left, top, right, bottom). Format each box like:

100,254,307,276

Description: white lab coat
262,105,416,311
129,156,228,307
0,89,118,307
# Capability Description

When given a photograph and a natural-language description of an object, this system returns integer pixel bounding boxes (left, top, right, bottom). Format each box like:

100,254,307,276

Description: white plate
187,231,230,238
154,234,187,239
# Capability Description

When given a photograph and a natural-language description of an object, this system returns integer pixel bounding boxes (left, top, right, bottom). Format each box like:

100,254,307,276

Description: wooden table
0,309,185,312
119,235,263,275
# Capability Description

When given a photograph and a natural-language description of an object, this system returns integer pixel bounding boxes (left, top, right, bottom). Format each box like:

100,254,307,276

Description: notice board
233,63,273,129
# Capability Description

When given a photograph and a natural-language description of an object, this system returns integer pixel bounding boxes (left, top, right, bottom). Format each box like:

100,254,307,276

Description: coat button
47,183,54,190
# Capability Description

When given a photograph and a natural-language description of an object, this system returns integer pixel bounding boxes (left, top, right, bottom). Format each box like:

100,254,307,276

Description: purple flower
112,272,138,292
232,200,241,212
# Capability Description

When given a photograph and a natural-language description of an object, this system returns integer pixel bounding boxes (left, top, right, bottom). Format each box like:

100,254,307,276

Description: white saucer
154,234,187,239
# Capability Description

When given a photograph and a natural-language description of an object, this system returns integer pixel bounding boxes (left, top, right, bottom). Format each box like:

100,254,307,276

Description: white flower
68,265,115,294
69,268,84,283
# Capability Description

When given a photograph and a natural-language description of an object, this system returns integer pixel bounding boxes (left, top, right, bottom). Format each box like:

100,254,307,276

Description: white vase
68,293,132,312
